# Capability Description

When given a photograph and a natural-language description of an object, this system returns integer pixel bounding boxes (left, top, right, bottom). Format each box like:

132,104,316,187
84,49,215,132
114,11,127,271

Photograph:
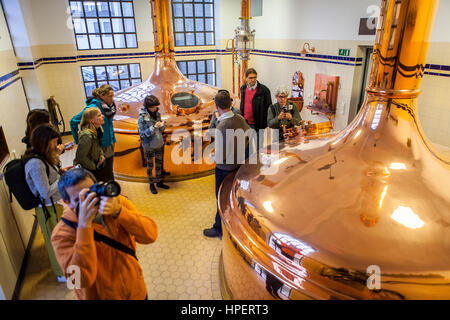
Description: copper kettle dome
219,0,450,300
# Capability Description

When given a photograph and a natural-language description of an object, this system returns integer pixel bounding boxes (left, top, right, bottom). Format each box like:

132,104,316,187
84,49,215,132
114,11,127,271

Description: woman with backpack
24,123,65,282
74,107,106,182
70,84,116,181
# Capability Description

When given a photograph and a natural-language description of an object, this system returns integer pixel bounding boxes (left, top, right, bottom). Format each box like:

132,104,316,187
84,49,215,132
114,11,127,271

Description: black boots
150,182,170,194
149,183,157,194
156,182,170,189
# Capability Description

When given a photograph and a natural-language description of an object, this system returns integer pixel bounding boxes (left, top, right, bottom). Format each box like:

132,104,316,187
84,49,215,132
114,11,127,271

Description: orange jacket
51,195,158,300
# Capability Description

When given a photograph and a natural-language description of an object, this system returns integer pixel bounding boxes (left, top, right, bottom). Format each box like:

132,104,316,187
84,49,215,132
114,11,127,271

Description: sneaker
203,227,222,238
156,182,170,189
149,183,157,194
57,276,66,283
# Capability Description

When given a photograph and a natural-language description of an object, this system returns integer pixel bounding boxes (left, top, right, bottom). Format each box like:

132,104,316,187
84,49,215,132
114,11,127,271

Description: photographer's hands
77,190,122,229
78,189,100,228
99,196,122,219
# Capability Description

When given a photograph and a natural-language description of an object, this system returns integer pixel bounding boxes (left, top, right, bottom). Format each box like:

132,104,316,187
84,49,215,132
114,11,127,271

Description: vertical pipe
232,39,235,95
150,0,174,54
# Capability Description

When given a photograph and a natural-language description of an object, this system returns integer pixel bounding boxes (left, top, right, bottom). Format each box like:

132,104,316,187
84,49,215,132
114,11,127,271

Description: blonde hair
80,107,103,137
92,84,113,99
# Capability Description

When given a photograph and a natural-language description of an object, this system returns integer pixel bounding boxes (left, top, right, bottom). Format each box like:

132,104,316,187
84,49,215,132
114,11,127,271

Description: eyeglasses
277,95,288,99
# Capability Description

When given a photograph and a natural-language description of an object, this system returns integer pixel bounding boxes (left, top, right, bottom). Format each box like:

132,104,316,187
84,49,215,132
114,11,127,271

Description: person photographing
267,86,302,142
51,168,158,300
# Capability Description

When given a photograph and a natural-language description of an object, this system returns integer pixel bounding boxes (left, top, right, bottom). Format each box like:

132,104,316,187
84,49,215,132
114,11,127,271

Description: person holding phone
138,95,170,194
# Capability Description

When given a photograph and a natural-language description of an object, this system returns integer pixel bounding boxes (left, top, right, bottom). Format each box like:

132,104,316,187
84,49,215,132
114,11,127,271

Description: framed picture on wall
0,127,10,168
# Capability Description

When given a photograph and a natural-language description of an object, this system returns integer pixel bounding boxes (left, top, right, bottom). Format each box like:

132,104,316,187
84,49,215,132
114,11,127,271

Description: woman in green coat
74,107,106,182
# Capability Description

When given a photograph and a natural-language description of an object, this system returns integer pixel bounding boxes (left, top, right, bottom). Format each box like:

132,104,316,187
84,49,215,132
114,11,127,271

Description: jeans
212,167,238,232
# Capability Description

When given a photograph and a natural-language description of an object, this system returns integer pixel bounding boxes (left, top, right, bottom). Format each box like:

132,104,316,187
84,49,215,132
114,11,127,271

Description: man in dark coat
239,68,272,152
240,68,272,130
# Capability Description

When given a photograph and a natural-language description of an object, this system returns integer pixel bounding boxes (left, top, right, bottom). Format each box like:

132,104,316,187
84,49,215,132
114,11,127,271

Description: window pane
124,18,135,32
205,4,213,17
174,18,184,32
110,2,122,17
207,73,215,85
82,66,94,81
73,18,87,34
99,19,112,33
118,65,129,79
188,74,197,81
175,33,185,46
70,1,83,17
114,34,126,48
196,32,205,45
112,18,124,32
131,79,141,86
184,4,194,17
198,74,206,83
185,18,194,32
206,59,215,72
85,82,96,97
130,64,140,78
83,1,97,17
188,61,196,74
89,34,102,49
95,66,107,80
97,2,109,17
122,2,134,17
186,32,195,45
197,60,205,73
173,3,183,17
177,61,187,74
194,4,203,16
120,79,131,88
107,65,118,79
205,32,214,45
126,34,137,47
98,81,108,87
86,19,100,33
76,34,90,49
109,80,120,91
205,18,214,31
195,18,204,31
102,34,114,48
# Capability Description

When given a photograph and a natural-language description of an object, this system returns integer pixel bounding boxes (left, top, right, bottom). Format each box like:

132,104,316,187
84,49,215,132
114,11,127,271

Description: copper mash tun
112,0,229,181
219,0,450,300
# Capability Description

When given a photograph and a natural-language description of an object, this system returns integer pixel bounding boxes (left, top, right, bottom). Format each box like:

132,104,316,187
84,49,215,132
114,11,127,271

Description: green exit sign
339,49,351,56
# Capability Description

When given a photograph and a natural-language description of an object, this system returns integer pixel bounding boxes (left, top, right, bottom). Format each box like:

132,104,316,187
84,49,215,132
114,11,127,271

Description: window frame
69,0,139,50
176,58,216,86
171,0,215,47
80,62,142,97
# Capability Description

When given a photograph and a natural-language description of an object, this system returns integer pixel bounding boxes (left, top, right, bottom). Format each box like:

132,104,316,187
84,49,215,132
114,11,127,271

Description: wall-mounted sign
339,49,350,57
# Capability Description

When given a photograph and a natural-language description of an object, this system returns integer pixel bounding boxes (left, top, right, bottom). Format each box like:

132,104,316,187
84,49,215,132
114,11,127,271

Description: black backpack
3,155,50,210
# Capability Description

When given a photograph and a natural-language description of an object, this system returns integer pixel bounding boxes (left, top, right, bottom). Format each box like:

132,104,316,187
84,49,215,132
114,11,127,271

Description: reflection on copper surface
219,0,450,300
391,207,425,229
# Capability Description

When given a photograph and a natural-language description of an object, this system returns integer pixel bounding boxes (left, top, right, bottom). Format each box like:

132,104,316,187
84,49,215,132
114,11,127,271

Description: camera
85,181,121,199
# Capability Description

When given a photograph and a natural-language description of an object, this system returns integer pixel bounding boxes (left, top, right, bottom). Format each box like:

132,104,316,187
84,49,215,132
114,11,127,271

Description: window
81,63,142,97
177,59,216,85
171,0,215,46
69,1,138,50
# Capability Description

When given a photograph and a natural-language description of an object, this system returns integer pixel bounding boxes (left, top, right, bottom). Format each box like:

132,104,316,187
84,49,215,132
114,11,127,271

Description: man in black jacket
240,68,272,152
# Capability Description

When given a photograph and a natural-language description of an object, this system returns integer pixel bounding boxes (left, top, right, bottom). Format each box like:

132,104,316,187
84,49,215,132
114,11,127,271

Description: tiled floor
18,140,223,300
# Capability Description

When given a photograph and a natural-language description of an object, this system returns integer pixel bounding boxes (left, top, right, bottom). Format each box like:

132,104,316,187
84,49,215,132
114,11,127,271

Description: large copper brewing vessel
112,0,228,181
219,0,450,299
